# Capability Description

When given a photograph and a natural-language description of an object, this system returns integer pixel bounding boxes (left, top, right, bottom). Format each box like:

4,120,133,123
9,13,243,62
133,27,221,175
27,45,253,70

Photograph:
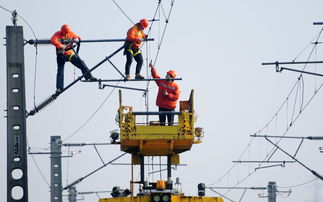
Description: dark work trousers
159,107,175,126
125,50,143,75
56,53,91,90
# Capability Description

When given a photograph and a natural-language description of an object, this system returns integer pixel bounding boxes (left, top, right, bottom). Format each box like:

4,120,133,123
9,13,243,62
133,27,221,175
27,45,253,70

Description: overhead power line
208,25,323,194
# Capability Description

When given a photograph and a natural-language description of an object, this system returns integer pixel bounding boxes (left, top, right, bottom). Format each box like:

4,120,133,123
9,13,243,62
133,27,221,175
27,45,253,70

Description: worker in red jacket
124,19,149,80
51,24,96,93
150,63,180,126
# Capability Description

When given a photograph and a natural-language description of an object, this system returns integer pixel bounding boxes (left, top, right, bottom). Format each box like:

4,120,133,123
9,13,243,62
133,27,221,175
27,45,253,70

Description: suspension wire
210,27,323,193
32,46,38,108
153,0,175,66
27,139,50,186
262,27,323,160
66,146,71,185
208,138,255,186
29,153,50,186
143,0,163,124
277,178,317,189
292,30,323,62
144,0,176,110
111,0,134,24
63,80,121,141
160,2,168,19
0,5,12,13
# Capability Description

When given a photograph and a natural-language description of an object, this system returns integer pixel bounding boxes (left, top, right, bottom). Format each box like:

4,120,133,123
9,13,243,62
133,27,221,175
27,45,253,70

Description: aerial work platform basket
118,90,202,156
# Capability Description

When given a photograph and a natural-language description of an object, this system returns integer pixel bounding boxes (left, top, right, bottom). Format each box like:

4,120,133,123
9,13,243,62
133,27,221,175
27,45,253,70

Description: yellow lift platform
99,90,223,202
118,89,201,157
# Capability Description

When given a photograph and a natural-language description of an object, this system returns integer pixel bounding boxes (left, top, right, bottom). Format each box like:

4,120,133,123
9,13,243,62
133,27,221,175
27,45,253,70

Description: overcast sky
1,1,323,202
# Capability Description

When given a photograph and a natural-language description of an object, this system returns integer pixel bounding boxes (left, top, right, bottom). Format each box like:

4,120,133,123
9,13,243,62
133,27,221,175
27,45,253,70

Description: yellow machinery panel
99,195,224,202
99,195,150,202
172,196,224,202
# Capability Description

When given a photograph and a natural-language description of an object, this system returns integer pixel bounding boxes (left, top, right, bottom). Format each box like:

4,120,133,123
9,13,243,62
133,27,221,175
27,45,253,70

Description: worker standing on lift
124,19,149,81
51,24,97,93
150,63,180,126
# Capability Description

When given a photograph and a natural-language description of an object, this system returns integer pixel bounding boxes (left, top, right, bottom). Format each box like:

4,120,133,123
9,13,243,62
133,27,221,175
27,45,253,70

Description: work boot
88,76,97,81
124,75,130,81
135,74,145,80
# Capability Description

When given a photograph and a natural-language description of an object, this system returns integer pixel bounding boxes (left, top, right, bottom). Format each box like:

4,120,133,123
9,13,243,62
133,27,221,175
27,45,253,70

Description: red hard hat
139,19,149,29
167,70,176,78
61,24,71,35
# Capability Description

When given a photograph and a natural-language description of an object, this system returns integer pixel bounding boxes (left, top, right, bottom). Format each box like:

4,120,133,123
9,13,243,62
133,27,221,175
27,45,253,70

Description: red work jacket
126,24,146,49
50,30,80,55
151,68,180,109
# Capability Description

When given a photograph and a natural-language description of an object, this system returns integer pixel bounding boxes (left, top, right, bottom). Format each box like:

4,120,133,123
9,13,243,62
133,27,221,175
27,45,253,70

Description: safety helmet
139,19,149,29
61,24,71,35
167,70,176,78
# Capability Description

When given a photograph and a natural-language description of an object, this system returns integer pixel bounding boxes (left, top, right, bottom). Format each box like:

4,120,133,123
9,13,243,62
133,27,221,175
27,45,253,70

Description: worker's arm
50,31,64,49
151,66,161,86
70,31,81,40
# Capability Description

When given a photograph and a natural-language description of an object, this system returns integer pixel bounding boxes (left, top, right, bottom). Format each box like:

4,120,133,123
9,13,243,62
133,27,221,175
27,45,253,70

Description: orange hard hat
61,24,71,35
167,70,176,78
139,19,149,29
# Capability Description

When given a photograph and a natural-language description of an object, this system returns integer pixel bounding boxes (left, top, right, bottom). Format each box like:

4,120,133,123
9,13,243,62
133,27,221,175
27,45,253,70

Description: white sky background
1,0,323,202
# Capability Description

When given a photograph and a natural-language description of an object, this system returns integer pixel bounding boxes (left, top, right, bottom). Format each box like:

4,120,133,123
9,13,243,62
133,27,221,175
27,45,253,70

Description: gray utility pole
267,181,277,202
51,136,62,202
6,25,28,202
68,187,77,202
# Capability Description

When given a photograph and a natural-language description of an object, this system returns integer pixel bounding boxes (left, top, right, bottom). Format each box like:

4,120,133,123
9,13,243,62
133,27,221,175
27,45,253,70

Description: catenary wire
63,80,121,141
226,33,323,192
277,178,317,189
111,0,134,24
210,27,323,193
27,139,50,186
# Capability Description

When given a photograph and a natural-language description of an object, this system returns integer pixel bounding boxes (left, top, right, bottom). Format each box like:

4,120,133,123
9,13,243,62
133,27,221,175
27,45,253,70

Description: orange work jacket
151,68,180,109
126,24,146,49
50,30,80,55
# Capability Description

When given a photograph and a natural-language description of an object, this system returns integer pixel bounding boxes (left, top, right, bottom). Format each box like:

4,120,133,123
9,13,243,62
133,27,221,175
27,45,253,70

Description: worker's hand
149,62,154,69
58,45,66,53
162,90,168,96
73,38,80,43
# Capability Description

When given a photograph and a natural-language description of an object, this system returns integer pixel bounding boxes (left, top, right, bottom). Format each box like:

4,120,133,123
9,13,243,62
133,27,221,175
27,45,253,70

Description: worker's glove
58,45,66,53
149,63,154,69
73,38,80,43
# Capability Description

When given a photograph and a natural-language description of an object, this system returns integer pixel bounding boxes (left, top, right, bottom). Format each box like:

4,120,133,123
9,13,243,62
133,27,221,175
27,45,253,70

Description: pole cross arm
83,78,183,82
132,111,182,115
26,38,154,45
262,61,323,66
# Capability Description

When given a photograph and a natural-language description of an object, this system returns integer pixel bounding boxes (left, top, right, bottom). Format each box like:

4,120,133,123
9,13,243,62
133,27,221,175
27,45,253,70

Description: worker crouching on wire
51,24,97,94
124,19,149,81
150,63,180,126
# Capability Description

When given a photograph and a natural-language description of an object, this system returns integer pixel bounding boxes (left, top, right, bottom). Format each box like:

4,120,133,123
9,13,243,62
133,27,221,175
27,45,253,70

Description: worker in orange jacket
150,63,180,126
51,24,96,93
124,19,149,80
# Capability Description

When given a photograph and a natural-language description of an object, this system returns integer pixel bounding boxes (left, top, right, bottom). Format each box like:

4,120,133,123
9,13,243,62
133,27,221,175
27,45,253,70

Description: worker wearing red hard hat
123,19,149,80
150,63,180,126
51,24,96,93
